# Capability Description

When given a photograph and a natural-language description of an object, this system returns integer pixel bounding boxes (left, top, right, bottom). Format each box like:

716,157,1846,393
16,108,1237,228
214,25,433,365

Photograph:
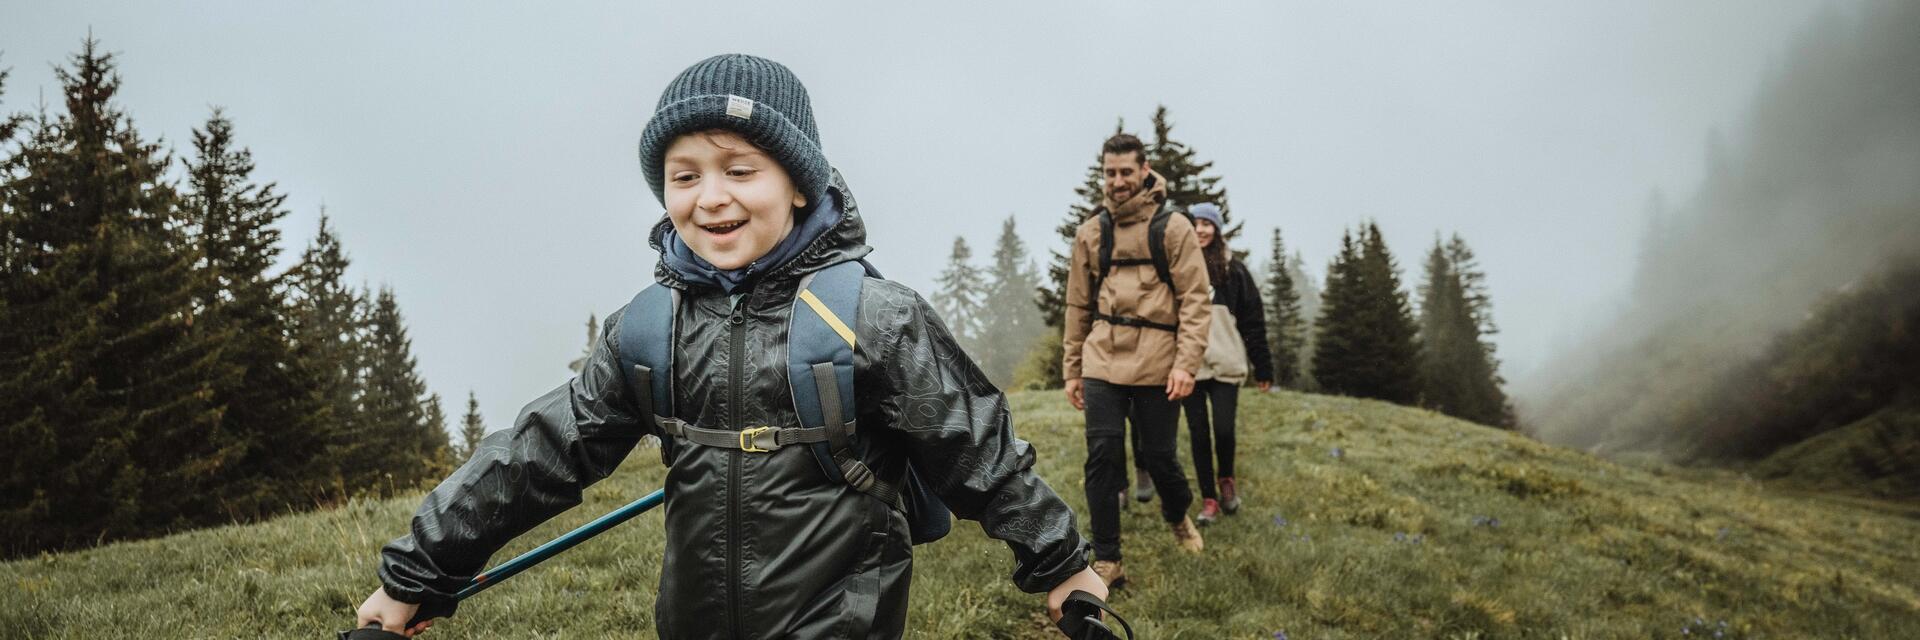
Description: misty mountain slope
5,390,1916,639
1753,401,1920,501
1525,0,1920,457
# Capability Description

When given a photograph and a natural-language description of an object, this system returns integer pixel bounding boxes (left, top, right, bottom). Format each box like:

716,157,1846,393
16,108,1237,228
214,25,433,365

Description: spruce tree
0,40,223,553
1039,120,1120,329
1313,224,1420,405
1357,222,1422,404
1146,105,1240,250
357,287,448,492
1265,229,1306,388
567,314,599,374
1417,235,1513,427
1312,231,1366,397
457,391,487,463
933,236,986,353
180,109,325,516
287,215,367,495
1289,250,1322,390
979,215,1044,388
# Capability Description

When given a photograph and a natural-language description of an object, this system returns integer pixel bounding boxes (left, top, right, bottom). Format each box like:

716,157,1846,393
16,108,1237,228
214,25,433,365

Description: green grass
5,390,1917,638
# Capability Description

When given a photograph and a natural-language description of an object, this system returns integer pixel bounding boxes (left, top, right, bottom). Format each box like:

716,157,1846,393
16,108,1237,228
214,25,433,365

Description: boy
354,54,1104,638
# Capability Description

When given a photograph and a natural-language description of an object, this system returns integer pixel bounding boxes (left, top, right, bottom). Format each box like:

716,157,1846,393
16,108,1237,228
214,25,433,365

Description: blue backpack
614,259,953,545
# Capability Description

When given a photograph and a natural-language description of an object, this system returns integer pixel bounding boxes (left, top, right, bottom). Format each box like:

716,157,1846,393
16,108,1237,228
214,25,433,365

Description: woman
1183,202,1272,525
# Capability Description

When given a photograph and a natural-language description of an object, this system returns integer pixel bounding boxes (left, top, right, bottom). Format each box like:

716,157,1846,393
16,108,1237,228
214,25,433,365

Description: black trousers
1181,379,1239,499
1083,378,1193,561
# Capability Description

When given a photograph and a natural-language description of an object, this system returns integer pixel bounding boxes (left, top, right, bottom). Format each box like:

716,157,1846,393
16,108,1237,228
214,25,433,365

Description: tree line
0,41,457,557
937,105,1514,428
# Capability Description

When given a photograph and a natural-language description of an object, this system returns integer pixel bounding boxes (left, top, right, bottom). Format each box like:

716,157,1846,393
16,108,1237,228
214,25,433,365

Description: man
1062,133,1213,588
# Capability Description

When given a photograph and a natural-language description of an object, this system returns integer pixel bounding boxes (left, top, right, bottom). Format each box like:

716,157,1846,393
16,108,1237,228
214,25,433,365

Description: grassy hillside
5,390,1917,639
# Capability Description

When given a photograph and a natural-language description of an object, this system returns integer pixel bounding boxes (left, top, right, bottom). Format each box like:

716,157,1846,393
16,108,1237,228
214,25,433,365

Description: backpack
614,259,954,545
1087,202,1188,331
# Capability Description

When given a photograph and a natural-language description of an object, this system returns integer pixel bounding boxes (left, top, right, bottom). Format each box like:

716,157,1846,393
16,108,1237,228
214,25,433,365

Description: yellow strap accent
798,289,857,349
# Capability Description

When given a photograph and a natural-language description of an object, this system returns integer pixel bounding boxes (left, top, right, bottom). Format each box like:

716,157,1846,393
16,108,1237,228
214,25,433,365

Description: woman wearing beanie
352,54,1104,639
1183,203,1273,526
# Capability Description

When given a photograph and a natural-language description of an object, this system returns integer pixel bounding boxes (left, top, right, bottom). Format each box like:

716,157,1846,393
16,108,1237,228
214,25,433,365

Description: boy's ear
793,191,808,209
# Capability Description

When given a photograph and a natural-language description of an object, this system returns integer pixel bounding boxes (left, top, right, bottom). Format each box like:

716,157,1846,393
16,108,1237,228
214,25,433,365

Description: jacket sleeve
377,306,651,605
1234,260,1274,383
1164,215,1213,376
861,281,1090,593
1060,223,1093,382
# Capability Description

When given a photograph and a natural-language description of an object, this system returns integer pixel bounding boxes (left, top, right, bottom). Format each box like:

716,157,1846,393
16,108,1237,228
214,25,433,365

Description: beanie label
726,95,754,120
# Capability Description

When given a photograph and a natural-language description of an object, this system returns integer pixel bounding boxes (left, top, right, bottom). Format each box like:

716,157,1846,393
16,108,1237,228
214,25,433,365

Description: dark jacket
377,174,1088,638
1214,259,1274,384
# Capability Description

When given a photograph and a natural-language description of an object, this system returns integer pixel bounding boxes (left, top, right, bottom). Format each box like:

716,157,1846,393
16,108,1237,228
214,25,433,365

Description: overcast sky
2,1,1845,433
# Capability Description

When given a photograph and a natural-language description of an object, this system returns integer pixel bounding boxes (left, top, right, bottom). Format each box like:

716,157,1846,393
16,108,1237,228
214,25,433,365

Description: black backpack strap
616,284,679,464
1147,205,1178,299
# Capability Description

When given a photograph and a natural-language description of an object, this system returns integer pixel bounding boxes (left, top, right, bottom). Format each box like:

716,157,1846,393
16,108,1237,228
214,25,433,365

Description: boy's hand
356,587,432,637
1046,566,1110,624
1165,369,1195,400
1064,378,1086,411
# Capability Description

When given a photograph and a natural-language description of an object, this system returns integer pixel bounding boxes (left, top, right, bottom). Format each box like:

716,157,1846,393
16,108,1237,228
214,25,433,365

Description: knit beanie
638,54,831,207
1190,202,1224,228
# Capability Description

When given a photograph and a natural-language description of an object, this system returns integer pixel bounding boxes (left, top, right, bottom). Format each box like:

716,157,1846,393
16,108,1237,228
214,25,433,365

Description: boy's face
663,130,806,271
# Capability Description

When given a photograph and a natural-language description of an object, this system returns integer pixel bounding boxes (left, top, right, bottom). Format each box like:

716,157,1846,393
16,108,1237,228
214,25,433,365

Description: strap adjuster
740,426,778,452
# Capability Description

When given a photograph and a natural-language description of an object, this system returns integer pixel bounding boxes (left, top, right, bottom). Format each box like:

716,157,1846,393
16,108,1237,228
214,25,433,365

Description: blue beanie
637,54,831,207
1190,202,1224,228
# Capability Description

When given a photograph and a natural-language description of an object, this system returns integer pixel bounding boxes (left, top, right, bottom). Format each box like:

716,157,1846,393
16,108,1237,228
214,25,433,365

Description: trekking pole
339,488,666,640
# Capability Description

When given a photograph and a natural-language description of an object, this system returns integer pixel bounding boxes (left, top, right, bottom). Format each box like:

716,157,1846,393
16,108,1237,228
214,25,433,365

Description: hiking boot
1196,498,1222,526
1219,477,1241,515
1091,559,1128,589
1133,473,1155,502
1171,516,1205,553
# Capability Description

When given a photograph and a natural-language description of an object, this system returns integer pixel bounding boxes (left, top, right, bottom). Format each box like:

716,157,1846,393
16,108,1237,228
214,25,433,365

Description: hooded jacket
377,173,1088,638
1061,171,1213,386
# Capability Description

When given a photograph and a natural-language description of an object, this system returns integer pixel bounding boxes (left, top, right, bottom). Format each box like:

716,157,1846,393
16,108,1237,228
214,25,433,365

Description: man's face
1101,152,1148,203
662,130,805,271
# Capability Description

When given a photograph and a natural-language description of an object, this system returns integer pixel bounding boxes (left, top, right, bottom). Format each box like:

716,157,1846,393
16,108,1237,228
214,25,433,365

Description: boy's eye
671,172,698,184
726,166,758,178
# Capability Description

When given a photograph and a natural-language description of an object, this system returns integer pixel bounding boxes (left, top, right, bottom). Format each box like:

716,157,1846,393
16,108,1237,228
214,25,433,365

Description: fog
1518,0,1920,455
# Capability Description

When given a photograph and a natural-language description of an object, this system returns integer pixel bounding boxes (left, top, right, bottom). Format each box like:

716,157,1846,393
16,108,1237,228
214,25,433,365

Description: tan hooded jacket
1062,171,1212,386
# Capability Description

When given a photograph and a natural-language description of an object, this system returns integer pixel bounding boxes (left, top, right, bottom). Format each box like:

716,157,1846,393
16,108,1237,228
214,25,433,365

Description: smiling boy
353,54,1104,639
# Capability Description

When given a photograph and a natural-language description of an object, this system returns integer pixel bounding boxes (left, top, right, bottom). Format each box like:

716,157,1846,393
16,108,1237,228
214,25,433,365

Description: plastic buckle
740,426,777,452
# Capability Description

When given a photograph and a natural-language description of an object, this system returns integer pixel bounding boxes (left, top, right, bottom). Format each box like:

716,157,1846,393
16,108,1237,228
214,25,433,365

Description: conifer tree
1039,121,1120,329
287,215,367,493
568,314,599,374
978,216,1044,388
1146,105,1240,253
1289,250,1323,390
457,391,488,463
0,40,222,553
933,236,986,352
1418,235,1513,427
1313,224,1420,404
357,287,448,492
1265,229,1306,388
180,109,325,516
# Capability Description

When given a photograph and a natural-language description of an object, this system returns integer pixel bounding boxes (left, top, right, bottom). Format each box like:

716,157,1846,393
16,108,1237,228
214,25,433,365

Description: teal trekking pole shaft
454,487,666,600
340,488,666,640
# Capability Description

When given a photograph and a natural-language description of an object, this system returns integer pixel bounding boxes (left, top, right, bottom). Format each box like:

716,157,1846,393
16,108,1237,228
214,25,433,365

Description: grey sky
2,1,1841,433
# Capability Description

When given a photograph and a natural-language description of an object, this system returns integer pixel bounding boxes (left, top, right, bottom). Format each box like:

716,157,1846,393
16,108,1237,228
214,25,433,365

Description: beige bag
1196,299,1249,384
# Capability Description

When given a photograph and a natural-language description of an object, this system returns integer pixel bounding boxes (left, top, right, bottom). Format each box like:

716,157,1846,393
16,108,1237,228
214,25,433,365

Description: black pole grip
1057,590,1135,640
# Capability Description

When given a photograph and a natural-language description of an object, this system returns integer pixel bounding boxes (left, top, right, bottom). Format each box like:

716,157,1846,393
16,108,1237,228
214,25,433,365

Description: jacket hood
649,168,873,291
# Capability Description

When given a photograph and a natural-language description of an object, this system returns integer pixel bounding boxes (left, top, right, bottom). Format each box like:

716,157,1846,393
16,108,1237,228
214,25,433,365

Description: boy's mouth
699,220,748,238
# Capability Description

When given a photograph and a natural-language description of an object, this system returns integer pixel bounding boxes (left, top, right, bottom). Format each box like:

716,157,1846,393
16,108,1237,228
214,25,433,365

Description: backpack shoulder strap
789,261,893,499
1147,204,1180,297
616,284,679,459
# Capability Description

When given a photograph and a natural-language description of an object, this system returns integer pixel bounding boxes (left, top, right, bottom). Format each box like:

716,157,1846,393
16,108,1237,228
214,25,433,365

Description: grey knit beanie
638,54,830,207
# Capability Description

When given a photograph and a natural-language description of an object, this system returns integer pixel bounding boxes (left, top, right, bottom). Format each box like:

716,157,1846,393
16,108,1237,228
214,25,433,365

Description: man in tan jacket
1063,133,1213,587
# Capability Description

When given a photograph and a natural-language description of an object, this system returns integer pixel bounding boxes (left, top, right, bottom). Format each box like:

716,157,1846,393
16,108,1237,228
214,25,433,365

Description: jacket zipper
727,300,747,640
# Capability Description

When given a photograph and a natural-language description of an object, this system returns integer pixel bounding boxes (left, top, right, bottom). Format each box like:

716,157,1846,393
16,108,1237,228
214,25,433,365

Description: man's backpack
1087,201,1188,332
613,259,954,545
